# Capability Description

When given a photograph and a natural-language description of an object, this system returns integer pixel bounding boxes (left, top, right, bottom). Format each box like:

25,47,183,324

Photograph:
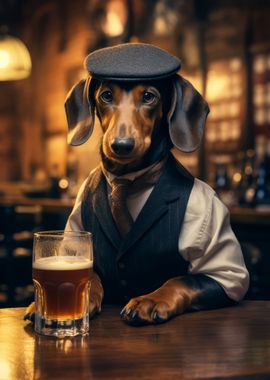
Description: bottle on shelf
215,163,230,192
231,151,244,196
237,149,256,207
253,137,270,208
214,160,238,207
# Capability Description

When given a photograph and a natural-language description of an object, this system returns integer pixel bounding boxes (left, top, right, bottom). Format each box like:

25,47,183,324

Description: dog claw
126,308,132,316
24,312,35,323
131,310,137,319
23,313,30,321
120,307,132,317
120,307,138,322
153,312,166,324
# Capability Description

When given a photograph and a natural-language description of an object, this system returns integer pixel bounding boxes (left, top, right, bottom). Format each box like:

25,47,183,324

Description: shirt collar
101,162,158,187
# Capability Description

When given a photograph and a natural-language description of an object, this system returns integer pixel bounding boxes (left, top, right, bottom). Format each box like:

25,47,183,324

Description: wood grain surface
0,302,270,380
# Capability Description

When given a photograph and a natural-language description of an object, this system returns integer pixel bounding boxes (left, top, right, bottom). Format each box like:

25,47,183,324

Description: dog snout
111,137,135,156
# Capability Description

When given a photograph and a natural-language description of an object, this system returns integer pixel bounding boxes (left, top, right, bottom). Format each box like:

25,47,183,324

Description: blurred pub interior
0,0,270,307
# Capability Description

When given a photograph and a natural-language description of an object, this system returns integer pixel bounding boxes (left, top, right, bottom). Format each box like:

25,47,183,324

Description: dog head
94,79,173,165
65,44,209,168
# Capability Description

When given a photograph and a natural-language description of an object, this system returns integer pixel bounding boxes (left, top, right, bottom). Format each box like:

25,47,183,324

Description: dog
25,44,249,325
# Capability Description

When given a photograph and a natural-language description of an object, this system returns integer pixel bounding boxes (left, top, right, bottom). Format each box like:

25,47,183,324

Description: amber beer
33,230,93,337
33,256,92,319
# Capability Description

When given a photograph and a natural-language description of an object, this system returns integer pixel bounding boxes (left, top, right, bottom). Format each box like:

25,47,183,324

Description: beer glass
32,230,93,337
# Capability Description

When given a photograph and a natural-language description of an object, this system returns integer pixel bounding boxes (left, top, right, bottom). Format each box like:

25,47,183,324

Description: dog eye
142,91,156,104
100,91,113,103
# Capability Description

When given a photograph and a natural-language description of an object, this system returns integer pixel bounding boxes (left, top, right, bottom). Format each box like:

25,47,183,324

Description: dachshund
25,44,248,326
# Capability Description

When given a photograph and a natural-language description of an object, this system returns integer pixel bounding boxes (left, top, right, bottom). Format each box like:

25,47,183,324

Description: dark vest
81,154,194,304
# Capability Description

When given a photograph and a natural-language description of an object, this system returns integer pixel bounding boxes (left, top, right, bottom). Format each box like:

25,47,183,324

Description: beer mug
32,231,93,337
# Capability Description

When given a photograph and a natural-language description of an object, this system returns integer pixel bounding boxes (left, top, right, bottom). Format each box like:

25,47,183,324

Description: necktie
109,178,133,236
109,158,167,237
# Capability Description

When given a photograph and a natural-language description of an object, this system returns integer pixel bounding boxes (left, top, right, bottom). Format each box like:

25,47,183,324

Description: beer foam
33,256,93,270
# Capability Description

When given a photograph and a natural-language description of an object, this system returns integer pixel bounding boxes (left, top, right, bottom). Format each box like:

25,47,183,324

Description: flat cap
84,43,181,81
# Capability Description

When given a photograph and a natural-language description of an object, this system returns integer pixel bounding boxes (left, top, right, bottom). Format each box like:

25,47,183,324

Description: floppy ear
168,74,209,152
64,77,95,146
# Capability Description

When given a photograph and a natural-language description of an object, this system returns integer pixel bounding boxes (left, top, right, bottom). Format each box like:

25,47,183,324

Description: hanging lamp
0,30,32,81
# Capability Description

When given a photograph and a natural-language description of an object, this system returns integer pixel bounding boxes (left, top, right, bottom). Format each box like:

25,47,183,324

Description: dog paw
89,296,102,318
89,273,104,318
120,296,176,326
24,302,35,323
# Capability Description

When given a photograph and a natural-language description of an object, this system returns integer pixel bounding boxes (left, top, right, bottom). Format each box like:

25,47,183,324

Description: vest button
118,262,125,269
120,279,127,287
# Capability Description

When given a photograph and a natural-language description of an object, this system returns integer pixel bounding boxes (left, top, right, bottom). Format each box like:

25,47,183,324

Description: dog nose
111,138,135,156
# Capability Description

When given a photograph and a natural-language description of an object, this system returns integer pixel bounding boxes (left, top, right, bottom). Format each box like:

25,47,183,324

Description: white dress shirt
66,165,250,302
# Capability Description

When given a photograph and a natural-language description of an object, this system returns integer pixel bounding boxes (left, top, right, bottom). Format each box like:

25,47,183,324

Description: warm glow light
155,18,167,35
206,71,229,102
0,35,32,80
233,172,242,183
102,0,126,37
0,49,10,68
58,178,69,190
0,321,34,380
104,11,124,36
0,359,10,379
206,58,242,102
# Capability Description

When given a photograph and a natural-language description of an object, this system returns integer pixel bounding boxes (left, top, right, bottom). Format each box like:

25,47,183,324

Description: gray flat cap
84,43,181,81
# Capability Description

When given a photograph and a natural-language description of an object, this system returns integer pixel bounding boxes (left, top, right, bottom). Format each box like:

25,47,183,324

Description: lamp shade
0,35,32,80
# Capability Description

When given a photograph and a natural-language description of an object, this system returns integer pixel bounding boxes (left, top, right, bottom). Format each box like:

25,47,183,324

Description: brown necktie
109,178,133,236
109,158,167,237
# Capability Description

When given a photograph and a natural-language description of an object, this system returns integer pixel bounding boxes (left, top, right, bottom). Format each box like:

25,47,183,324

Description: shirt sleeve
65,178,88,232
179,178,250,302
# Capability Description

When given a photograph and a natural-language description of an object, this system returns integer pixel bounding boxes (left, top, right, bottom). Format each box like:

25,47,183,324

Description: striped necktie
109,178,133,236
108,157,167,237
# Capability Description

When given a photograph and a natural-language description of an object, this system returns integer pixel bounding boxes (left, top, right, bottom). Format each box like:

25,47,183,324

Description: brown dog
25,44,249,325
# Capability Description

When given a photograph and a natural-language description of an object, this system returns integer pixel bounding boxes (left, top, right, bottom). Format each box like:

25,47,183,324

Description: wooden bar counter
0,301,270,379
0,196,270,223
0,196,74,214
